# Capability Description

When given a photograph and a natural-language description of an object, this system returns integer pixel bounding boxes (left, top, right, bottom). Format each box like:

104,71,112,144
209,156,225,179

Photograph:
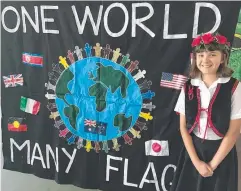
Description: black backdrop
1,1,241,191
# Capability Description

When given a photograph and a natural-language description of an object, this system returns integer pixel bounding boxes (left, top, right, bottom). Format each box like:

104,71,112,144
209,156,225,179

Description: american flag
84,119,96,127
3,74,24,88
160,72,188,90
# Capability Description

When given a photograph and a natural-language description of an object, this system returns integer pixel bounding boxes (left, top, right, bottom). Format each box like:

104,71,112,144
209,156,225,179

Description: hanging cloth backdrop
1,1,241,191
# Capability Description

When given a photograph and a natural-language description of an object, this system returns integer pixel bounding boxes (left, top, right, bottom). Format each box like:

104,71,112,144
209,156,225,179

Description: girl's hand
195,160,214,178
208,161,217,171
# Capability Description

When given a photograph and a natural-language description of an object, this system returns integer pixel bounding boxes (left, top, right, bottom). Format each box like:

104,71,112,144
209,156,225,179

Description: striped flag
22,52,43,67
20,96,41,115
160,72,188,90
2,74,23,88
8,117,27,132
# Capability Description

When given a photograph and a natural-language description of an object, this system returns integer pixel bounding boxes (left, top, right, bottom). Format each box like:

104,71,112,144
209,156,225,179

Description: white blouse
174,77,241,140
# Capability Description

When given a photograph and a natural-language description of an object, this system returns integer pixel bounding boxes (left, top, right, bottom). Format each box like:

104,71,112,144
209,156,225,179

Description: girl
170,32,241,191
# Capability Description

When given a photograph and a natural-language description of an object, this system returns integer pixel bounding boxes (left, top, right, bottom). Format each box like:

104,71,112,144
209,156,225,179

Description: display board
1,2,241,191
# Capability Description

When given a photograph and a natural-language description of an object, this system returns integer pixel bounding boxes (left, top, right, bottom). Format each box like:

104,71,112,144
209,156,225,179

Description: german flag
8,117,27,132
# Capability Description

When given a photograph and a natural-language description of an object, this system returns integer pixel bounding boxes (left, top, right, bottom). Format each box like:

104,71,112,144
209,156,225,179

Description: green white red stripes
20,96,40,115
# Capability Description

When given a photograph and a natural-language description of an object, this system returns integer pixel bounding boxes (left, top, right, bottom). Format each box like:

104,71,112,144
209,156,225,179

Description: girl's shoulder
183,78,196,93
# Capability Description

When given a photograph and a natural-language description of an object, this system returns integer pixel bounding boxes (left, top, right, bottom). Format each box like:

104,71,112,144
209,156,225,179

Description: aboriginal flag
8,117,27,132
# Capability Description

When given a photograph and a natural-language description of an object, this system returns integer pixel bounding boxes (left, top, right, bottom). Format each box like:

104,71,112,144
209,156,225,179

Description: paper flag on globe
145,140,169,156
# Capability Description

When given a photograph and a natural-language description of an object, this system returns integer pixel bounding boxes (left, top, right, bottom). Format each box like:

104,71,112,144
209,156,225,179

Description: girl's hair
189,33,233,79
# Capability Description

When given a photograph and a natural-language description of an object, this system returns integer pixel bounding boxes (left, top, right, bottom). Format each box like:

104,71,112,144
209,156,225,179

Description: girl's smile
196,50,223,75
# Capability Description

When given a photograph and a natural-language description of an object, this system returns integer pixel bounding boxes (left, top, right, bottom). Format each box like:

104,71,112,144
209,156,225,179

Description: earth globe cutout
55,56,143,142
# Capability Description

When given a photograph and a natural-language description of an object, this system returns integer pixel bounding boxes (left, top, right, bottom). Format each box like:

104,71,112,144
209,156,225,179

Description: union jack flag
84,119,96,127
3,74,24,88
84,119,107,135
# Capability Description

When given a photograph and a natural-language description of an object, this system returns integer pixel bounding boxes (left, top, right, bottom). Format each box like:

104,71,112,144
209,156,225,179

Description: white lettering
193,3,221,37
1,6,20,33
10,138,30,164
106,155,123,181
31,143,46,168
61,148,77,173
104,3,129,37
163,4,187,39
40,5,59,34
139,162,160,191
123,158,138,187
161,164,176,191
21,6,39,33
46,144,59,172
132,3,155,37
72,5,103,35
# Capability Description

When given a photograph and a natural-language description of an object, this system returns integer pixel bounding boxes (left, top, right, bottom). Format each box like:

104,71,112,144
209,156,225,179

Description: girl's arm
179,114,213,177
209,82,241,171
175,87,202,168
175,87,213,176
209,118,241,170
179,114,200,167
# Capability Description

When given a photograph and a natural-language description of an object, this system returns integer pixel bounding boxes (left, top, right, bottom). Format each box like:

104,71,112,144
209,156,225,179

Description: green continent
56,69,74,101
64,105,79,129
94,62,129,98
89,82,107,112
114,114,132,131
89,62,129,112
55,69,79,129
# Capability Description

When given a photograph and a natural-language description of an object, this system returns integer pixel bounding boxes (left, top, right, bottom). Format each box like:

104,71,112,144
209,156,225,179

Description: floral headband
191,32,231,52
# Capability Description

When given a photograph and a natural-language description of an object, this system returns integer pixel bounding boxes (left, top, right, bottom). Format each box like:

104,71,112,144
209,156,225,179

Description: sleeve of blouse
174,86,185,115
231,81,241,120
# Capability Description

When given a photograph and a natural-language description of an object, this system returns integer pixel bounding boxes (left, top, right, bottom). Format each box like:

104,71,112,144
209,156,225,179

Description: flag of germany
8,117,27,132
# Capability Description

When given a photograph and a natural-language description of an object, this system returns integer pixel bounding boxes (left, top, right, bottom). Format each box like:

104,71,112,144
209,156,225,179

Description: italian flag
20,96,40,115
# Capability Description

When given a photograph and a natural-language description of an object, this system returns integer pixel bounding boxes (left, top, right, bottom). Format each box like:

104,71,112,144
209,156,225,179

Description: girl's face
196,50,223,75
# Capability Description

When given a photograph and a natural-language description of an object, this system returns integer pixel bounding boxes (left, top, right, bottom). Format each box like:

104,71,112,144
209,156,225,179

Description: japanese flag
145,140,169,156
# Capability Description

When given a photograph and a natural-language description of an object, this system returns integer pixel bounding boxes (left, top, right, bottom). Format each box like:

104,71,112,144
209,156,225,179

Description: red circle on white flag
152,142,162,153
